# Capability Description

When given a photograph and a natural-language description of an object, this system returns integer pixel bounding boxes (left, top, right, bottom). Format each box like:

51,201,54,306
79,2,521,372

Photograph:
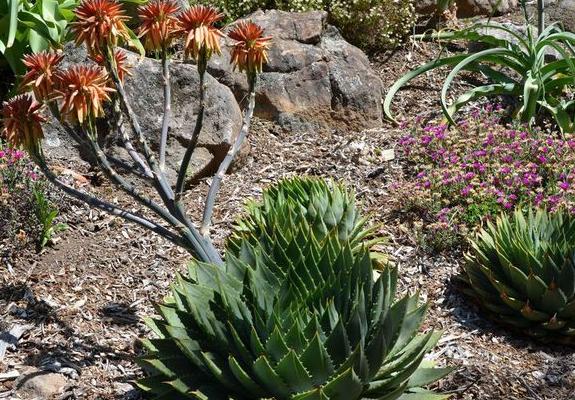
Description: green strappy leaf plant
0,0,76,74
463,207,575,341
137,177,452,399
384,2,575,133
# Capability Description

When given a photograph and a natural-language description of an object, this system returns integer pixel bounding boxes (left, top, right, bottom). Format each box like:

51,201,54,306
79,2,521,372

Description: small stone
381,149,395,162
532,370,546,380
113,382,134,394
16,371,67,399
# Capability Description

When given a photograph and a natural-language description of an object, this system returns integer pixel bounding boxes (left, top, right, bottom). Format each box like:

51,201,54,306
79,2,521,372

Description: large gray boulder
208,10,384,133
44,43,243,180
416,0,518,17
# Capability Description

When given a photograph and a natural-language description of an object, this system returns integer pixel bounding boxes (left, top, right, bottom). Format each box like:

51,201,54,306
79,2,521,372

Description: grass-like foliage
385,10,575,132
463,207,575,340
137,177,451,399
0,144,63,252
32,181,67,248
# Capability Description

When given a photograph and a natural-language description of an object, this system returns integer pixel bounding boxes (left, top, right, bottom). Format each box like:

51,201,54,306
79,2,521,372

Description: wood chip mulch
1,34,574,400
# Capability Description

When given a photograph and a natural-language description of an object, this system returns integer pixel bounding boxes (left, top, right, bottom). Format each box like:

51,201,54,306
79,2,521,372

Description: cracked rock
208,10,384,133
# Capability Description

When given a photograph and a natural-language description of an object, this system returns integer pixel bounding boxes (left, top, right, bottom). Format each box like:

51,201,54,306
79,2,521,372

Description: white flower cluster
276,0,324,12
329,0,416,49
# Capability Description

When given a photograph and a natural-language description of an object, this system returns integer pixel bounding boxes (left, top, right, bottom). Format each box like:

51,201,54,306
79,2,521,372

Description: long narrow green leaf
384,54,470,123
6,0,18,48
440,47,513,124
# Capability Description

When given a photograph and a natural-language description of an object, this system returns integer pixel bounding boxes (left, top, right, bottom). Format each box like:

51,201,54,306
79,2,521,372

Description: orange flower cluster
2,0,272,155
1,95,46,153
14,48,117,124
134,1,270,75
91,49,132,82
71,0,130,58
228,21,271,75
177,5,224,61
20,51,64,102
53,65,115,124
137,0,180,51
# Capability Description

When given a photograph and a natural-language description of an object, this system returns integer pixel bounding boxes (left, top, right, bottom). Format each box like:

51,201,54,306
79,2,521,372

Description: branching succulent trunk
102,54,227,265
11,7,268,268
31,42,260,265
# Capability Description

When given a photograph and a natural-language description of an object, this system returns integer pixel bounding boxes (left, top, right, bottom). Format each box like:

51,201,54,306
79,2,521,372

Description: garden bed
1,11,575,400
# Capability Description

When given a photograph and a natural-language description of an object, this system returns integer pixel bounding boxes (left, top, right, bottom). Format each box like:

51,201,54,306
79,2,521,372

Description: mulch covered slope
1,43,574,400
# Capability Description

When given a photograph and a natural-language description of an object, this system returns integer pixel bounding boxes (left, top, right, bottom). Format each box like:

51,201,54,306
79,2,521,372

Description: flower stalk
200,75,257,236
537,0,545,36
1,0,269,267
175,47,207,200
159,50,171,172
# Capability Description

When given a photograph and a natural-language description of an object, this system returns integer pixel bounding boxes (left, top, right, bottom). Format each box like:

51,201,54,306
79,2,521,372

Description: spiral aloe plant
137,177,452,399
463,207,575,340
227,177,375,255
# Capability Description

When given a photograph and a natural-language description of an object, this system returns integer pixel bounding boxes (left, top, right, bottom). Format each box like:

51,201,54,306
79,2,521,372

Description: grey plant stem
35,153,183,247
200,75,257,236
105,48,223,265
537,0,545,36
175,67,205,201
113,97,154,178
86,131,218,262
159,50,171,173
104,50,175,208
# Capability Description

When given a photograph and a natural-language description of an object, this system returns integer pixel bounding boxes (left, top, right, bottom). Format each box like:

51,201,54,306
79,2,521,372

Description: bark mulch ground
1,26,574,400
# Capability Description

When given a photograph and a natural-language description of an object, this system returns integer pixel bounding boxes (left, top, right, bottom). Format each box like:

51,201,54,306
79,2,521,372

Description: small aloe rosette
463,207,575,340
137,177,451,399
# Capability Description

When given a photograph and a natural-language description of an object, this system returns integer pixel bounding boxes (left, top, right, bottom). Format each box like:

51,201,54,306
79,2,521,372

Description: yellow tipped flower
177,5,224,62
1,94,46,154
53,65,115,124
138,0,180,51
71,0,130,57
92,49,132,83
20,51,64,102
228,21,271,75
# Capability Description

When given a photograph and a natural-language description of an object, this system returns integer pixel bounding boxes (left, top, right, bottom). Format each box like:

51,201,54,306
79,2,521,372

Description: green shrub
137,177,451,399
329,0,416,50
463,207,575,340
192,0,416,50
